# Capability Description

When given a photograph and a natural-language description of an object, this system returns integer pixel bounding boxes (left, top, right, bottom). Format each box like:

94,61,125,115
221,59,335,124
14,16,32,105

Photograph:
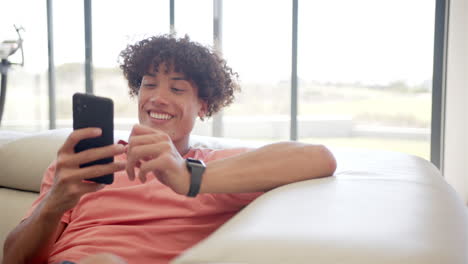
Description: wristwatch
185,158,206,197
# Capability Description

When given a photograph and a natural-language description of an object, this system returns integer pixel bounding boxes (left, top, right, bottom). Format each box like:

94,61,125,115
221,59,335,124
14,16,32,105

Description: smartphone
73,93,114,184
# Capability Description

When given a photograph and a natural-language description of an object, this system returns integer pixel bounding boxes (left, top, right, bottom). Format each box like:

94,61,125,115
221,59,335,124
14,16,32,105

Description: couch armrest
0,129,72,192
173,150,468,264
0,129,133,192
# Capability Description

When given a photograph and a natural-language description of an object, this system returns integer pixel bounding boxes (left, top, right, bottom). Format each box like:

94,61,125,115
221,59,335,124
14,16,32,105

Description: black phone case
73,93,114,184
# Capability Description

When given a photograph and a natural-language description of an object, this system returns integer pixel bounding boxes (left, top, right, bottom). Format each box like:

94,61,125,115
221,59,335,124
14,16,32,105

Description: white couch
0,129,467,264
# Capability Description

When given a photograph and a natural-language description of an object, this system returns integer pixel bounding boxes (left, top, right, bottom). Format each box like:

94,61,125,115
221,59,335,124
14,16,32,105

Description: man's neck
173,137,191,157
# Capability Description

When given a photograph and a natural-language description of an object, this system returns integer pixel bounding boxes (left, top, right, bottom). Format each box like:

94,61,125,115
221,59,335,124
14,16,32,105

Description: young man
2,35,336,264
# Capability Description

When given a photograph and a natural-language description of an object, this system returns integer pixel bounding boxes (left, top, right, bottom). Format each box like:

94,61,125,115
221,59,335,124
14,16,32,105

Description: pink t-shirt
24,146,263,264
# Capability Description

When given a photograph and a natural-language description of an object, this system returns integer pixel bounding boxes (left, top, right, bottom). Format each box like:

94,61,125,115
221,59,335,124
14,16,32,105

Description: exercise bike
0,25,24,126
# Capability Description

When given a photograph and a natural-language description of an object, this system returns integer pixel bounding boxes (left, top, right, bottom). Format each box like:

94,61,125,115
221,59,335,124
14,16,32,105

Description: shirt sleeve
22,160,72,224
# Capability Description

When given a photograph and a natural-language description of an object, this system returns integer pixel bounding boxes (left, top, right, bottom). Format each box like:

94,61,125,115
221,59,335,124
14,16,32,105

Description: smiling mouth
148,111,174,120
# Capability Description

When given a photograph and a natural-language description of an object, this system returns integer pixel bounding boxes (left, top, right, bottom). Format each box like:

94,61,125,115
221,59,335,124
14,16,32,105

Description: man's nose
149,86,171,105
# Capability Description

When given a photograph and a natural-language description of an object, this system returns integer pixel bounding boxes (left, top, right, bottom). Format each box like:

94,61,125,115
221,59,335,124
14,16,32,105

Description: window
0,0,48,131
222,0,292,141
1,0,438,162
53,0,85,128
298,0,435,160
92,0,170,130
174,0,213,46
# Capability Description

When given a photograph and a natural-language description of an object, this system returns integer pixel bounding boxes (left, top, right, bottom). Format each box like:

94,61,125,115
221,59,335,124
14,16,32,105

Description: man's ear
198,100,208,120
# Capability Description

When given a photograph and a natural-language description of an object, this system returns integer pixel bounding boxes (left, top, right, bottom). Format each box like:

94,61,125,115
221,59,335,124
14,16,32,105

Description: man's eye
144,84,157,88
171,87,184,92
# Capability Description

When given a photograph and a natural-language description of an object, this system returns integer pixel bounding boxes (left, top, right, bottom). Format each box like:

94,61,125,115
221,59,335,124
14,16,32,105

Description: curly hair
119,35,239,117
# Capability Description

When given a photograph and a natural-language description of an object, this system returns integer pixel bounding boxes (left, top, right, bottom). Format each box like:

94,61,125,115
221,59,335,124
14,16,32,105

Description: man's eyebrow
145,72,156,77
171,77,187,81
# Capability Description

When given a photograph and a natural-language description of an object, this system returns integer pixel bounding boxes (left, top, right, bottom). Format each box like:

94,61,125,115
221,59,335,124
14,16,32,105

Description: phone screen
73,93,114,184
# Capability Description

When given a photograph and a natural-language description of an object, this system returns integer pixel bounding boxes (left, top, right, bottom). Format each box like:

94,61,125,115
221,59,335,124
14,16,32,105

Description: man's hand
44,128,126,215
126,124,190,195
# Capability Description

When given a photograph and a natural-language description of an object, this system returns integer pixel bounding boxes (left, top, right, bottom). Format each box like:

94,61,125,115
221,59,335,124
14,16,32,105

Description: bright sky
1,0,435,85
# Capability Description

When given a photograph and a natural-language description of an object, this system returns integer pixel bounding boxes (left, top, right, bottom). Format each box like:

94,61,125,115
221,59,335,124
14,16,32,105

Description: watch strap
186,158,206,197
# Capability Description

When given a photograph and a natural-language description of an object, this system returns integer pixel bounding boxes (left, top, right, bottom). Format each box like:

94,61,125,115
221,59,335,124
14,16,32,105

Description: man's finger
60,128,102,154
129,124,157,137
137,155,178,189
135,160,142,168
78,161,126,180
128,134,161,149
126,142,167,181
126,143,158,181
128,143,166,162
73,144,125,166
138,158,160,184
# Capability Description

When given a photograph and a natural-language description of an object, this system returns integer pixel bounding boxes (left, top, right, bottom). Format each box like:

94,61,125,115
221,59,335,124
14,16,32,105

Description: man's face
138,64,207,144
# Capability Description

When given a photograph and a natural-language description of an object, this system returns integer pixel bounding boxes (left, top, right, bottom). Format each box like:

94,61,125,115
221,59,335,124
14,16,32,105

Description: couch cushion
0,188,39,260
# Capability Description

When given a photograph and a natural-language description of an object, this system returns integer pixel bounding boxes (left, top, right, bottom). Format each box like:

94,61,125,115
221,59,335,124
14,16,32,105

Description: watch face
187,158,206,167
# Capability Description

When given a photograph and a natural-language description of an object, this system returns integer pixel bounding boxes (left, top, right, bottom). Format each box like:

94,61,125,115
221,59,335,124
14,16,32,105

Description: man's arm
127,125,336,195
200,141,336,194
2,199,66,264
2,128,126,264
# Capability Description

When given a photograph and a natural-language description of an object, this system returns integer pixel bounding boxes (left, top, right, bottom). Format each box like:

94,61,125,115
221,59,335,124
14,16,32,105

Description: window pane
298,0,435,160
93,0,169,131
0,1,48,131
174,0,213,46
223,0,292,141
53,0,85,128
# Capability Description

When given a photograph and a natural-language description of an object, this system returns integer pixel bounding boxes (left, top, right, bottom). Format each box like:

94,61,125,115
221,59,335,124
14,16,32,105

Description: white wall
443,0,468,203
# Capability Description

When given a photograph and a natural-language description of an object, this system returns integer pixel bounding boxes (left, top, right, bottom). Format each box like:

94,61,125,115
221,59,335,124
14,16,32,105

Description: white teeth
149,112,172,120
